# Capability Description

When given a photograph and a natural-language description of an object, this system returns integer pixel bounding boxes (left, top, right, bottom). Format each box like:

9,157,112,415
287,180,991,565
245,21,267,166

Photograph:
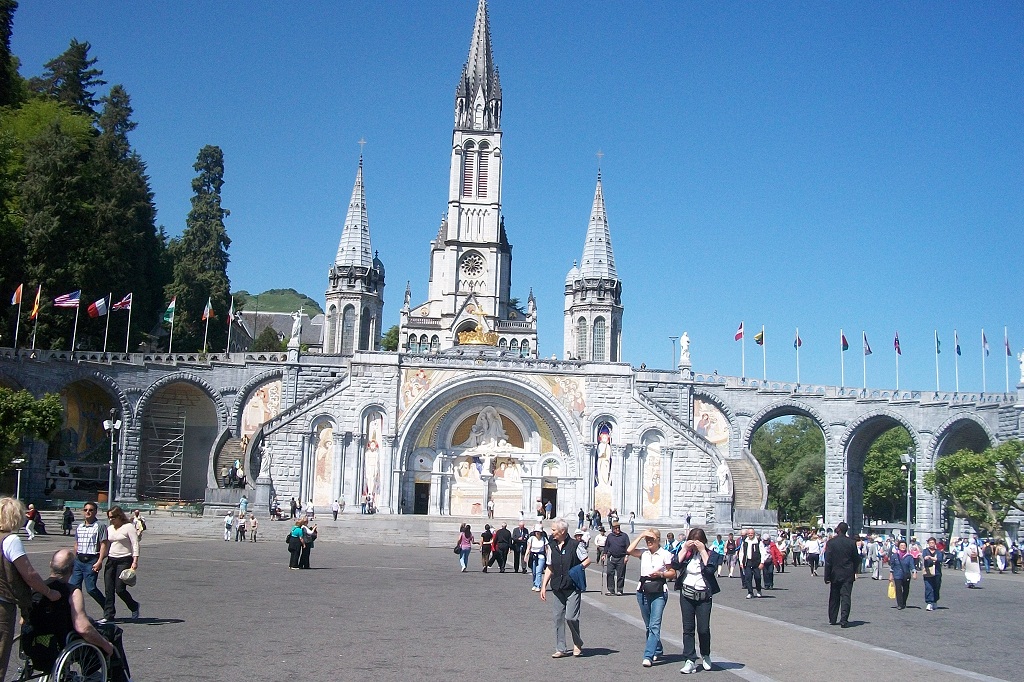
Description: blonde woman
0,497,60,678
101,506,140,623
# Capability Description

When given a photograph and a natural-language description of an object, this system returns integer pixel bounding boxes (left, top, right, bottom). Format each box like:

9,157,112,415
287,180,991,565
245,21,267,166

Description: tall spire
454,0,501,130
335,156,373,268
579,171,617,279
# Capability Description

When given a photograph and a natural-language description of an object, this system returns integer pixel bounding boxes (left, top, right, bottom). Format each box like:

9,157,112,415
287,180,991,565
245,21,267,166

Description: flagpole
13,296,21,350
981,329,987,393
795,327,800,385
895,343,899,391
840,328,845,388
124,296,132,354
169,311,175,355
934,330,940,392
70,301,80,353
761,325,767,381
226,300,233,354
954,330,960,393
102,293,111,354
1005,326,1010,394
862,331,867,390
203,313,210,353
741,322,746,379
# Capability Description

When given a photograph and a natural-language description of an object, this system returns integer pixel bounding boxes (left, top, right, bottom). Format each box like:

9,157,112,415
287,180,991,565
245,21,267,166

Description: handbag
680,582,710,601
640,575,666,595
887,581,896,599
453,545,461,555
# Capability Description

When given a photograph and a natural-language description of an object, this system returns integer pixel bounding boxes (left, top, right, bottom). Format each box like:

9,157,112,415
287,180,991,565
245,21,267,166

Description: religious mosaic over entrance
693,399,730,453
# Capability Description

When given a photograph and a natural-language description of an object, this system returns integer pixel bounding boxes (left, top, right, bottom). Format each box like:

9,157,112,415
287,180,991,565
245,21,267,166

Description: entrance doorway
541,481,557,518
413,483,430,515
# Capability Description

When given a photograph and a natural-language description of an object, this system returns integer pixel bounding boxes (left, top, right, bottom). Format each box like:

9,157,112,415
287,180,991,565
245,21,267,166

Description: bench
166,503,204,517
56,501,158,514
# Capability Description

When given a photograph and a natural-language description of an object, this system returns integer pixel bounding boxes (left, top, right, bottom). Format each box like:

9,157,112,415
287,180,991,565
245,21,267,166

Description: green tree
250,326,285,352
924,440,1024,539
165,145,231,352
0,386,61,470
750,416,825,522
28,39,106,115
862,427,911,522
0,1,23,108
381,324,399,351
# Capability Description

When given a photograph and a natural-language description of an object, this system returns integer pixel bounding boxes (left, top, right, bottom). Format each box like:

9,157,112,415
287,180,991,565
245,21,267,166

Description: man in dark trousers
511,521,530,574
823,521,860,628
489,522,514,572
603,521,630,595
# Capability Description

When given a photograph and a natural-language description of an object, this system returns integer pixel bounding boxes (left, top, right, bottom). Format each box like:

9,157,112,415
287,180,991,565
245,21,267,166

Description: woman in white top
626,528,675,668
804,533,822,576
527,528,548,590
0,497,60,679
673,527,722,675
102,506,140,623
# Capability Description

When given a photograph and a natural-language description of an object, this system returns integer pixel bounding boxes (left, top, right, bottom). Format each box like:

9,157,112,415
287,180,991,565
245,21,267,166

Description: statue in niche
680,332,691,366
596,429,612,487
289,308,303,346
716,461,731,494
458,406,508,452
363,437,381,504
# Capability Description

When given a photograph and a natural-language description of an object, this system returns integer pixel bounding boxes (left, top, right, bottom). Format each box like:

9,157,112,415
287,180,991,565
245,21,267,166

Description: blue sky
13,1,1022,392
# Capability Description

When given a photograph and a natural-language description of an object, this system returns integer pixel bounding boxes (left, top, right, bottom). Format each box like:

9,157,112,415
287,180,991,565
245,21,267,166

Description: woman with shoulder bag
299,520,317,569
456,524,474,573
288,518,305,569
672,528,721,674
627,528,675,667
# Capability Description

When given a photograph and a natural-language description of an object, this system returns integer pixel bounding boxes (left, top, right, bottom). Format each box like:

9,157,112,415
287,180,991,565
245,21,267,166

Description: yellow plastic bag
887,581,896,599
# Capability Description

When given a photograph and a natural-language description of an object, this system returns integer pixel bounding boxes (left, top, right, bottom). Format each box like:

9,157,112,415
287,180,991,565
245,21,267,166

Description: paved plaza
4,524,1018,681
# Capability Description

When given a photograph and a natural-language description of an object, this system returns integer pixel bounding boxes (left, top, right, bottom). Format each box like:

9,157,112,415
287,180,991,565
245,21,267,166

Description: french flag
87,296,108,318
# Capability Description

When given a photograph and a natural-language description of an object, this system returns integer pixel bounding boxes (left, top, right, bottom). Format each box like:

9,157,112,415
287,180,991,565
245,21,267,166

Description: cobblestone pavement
5,531,1016,681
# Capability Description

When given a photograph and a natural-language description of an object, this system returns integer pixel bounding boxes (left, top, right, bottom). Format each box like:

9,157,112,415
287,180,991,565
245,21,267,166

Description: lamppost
103,409,122,510
670,336,679,370
900,452,915,541
10,458,25,501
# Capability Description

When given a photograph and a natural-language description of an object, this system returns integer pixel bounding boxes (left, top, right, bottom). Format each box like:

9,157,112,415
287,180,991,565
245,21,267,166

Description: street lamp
10,458,25,501
103,409,122,510
900,452,915,541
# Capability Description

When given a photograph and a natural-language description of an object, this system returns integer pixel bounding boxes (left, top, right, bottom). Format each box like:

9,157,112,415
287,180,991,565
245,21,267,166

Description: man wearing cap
603,521,630,595
511,521,530,574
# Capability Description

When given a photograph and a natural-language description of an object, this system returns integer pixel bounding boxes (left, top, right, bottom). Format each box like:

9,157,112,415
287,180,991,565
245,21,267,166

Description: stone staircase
728,451,767,509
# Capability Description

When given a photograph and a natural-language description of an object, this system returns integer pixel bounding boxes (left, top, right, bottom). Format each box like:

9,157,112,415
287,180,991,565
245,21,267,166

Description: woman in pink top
456,524,475,572
101,506,140,623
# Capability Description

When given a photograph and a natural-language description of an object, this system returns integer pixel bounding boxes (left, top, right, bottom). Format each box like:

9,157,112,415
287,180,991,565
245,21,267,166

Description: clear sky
13,1,1023,393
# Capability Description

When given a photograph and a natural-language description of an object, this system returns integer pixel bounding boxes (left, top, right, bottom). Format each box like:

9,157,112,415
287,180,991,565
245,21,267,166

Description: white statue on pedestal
679,332,691,367
716,461,731,494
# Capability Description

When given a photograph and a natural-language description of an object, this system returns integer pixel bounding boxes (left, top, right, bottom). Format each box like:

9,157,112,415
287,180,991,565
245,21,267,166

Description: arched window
420,335,429,353
462,141,476,197
519,339,530,358
576,318,588,360
510,339,519,354
477,142,489,197
593,317,607,362
325,305,338,354
359,306,372,350
341,305,355,356
407,335,418,353
430,335,440,353
498,338,507,350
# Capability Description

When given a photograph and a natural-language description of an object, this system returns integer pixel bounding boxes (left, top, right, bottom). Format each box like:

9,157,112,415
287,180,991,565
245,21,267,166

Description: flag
841,332,849,352
1006,331,1012,357
894,331,901,356
955,331,961,356
734,322,744,341
29,286,40,320
87,296,108,318
863,332,872,356
53,290,81,308
983,331,990,356
935,332,941,354
227,298,235,323
162,297,176,324
754,330,764,346
202,297,214,321
111,293,132,311
794,330,802,350
10,284,22,305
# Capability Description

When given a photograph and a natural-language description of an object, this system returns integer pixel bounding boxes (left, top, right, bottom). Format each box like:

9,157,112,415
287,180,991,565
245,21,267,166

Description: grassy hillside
233,289,324,315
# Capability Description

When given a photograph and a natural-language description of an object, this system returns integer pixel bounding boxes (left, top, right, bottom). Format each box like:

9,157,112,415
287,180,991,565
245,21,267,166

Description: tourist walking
528,526,547,590
101,506,140,623
739,528,762,598
628,511,636,534
540,518,589,658
456,524,474,572
223,511,233,541
673,528,721,674
628,528,675,667
805,532,822,576
235,513,247,541
331,499,341,521
131,510,147,539
480,524,494,572
70,501,108,611
725,533,738,577
299,519,317,569
511,521,530,573
290,497,298,519
61,506,74,536
962,543,982,587
888,540,916,609
239,494,248,515
23,504,37,540
921,537,944,610
249,513,258,541
603,521,630,595
0,497,61,680
489,522,513,572
823,522,859,628
287,519,304,569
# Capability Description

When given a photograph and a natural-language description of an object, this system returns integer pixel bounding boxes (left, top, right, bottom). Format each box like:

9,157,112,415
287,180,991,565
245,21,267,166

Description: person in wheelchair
21,549,131,681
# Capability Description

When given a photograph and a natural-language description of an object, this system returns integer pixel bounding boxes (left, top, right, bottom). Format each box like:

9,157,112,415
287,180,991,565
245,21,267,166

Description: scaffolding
139,403,186,501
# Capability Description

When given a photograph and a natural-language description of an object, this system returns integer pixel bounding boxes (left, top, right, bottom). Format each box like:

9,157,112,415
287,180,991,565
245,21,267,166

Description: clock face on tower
461,252,484,276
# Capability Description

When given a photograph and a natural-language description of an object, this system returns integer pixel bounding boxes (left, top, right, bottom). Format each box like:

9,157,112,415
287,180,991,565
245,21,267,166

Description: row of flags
733,321,1016,393
8,284,234,354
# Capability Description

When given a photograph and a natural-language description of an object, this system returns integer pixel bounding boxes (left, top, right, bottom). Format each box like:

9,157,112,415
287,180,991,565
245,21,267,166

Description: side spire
335,155,373,268
454,0,501,130
579,171,617,279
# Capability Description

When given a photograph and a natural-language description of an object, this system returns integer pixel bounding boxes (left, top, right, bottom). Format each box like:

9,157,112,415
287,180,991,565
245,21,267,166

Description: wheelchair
13,630,109,682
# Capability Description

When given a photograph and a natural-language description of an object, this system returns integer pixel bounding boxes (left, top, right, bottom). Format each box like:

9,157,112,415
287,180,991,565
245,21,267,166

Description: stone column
382,434,397,514
332,431,345,506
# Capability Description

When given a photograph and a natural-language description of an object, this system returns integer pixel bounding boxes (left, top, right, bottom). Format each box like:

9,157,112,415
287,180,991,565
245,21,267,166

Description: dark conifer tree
0,0,21,107
29,39,106,115
164,145,232,352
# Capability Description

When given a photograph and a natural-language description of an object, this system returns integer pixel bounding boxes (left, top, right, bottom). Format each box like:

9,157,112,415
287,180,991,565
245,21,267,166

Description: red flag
87,296,108,318
10,284,22,305
734,321,744,341
29,286,40,320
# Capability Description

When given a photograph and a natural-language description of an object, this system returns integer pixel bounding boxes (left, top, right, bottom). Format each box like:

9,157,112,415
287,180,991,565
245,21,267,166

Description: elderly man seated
24,549,131,681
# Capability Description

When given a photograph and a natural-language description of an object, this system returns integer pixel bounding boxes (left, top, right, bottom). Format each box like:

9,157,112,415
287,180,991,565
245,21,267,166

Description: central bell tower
400,0,537,357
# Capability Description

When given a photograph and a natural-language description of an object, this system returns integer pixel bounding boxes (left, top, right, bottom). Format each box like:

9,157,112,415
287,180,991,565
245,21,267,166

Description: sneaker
573,645,583,657
131,607,140,620
745,593,752,599
926,603,934,611
680,660,696,674
606,591,616,596
95,618,110,625
642,659,653,668
616,591,624,596
701,655,712,671
755,591,762,598
531,586,540,592
551,651,571,659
